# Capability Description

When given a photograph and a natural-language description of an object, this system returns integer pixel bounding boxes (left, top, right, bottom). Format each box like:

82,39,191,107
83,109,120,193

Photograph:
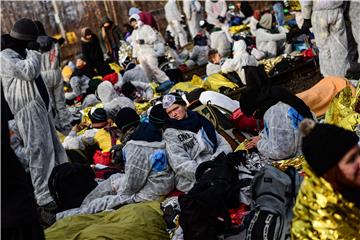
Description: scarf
240,86,314,120
165,110,218,152
131,122,163,142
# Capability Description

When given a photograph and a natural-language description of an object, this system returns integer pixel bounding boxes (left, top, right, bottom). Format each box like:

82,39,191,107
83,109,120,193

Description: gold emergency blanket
258,56,284,74
324,84,360,131
228,25,250,35
292,163,360,240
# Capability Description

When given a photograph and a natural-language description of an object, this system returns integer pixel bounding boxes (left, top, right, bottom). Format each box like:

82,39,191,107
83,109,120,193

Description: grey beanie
10,18,39,41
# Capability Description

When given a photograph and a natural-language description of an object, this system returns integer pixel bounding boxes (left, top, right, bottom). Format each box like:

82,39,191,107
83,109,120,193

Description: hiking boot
37,201,58,228
156,80,174,93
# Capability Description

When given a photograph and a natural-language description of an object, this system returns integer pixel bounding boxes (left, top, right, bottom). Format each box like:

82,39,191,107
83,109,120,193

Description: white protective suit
183,0,202,38
206,62,222,76
249,16,259,36
210,28,232,57
255,26,288,58
0,48,68,206
131,18,169,84
165,0,189,48
186,45,209,68
164,123,232,192
349,1,360,63
205,0,227,27
40,42,72,132
57,137,175,219
96,81,135,119
132,81,154,101
123,65,150,84
64,75,90,100
221,40,258,84
154,30,166,58
301,0,349,76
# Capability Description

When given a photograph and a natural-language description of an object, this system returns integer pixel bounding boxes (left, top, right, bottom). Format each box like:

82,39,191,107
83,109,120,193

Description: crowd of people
1,1,360,240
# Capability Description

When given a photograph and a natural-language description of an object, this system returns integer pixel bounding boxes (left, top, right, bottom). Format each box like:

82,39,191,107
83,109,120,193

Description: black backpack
179,152,251,240
48,162,98,211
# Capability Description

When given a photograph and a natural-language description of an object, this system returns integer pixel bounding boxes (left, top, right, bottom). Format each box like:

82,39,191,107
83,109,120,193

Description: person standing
98,16,122,62
205,0,227,27
0,18,68,226
183,0,203,38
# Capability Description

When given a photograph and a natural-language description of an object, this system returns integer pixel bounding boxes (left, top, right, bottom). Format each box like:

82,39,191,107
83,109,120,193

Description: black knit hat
115,107,140,132
149,104,168,127
89,108,107,124
121,82,136,98
10,18,39,41
300,119,359,176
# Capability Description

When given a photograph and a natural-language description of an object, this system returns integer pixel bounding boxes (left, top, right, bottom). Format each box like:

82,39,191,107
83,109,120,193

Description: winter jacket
255,27,287,58
257,102,304,160
205,0,227,27
164,127,232,192
81,34,104,67
98,20,122,55
57,139,174,219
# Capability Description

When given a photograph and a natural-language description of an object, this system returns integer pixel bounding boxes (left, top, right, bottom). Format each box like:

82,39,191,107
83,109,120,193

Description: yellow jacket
292,163,360,240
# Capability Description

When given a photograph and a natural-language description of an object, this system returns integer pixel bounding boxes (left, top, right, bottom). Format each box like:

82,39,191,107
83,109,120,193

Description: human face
130,20,137,29
76,58,86,68
166,104,188,120
211,53,221,64
103,22,110,28
337,145,360,188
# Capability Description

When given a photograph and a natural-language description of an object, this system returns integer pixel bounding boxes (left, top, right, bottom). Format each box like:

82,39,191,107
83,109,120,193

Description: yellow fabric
109,62,122,73
93,128,120,152
292,163,360,240
169,74,203,93
324,84,360,131
203,73,239,91
228,25,250,34
296,77,355,117
45,201,169,240
62,66,73,82
135,102,151,114
56,131,66,143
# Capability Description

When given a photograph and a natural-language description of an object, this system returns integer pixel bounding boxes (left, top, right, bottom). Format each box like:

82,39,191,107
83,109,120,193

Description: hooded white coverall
301,0,349,76
0,48,68,206
40,42,72,133
165,0,189,48
205,0,227,27
183,0,203,38
131,21,169,84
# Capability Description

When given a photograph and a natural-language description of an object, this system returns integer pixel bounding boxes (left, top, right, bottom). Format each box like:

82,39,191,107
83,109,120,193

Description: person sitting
56,107,175,219
186,33,209,69
96,81,135,120
162,93,232,192
255,13,289,58
206,49,223,76
292,119,360,239
121,81,153,102
122,62,150,84
203,21,232,58
239,86,315,160
64,56,97,102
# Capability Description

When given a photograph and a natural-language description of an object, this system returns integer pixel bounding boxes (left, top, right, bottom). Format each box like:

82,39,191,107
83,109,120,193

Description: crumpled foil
272,155,305,172
291,163,360,239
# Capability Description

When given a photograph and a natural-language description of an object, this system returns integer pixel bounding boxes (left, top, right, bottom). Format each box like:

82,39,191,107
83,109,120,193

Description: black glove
302,19,312,33
217,15,226,23
26,41,40,51
137,39,145,45
110,144,124,165
37,36,53,52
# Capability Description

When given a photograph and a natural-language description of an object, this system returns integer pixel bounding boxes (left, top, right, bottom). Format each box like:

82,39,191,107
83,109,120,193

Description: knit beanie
259,13,272,30
115,107,140,132
89,108,107,124
121,82,136,98
149,104,168,127
10,18,39,41
300,119,359,176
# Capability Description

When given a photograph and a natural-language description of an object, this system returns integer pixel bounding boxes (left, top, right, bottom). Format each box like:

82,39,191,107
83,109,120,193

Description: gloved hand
302,19,312,33
26,41,40,51
217,15,226,23
110,144,124,165
137,39,145,45
37,36,53,52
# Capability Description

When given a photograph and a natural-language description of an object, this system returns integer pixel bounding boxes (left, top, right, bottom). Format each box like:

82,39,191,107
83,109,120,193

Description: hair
208,49,219,62
121,82,136,98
